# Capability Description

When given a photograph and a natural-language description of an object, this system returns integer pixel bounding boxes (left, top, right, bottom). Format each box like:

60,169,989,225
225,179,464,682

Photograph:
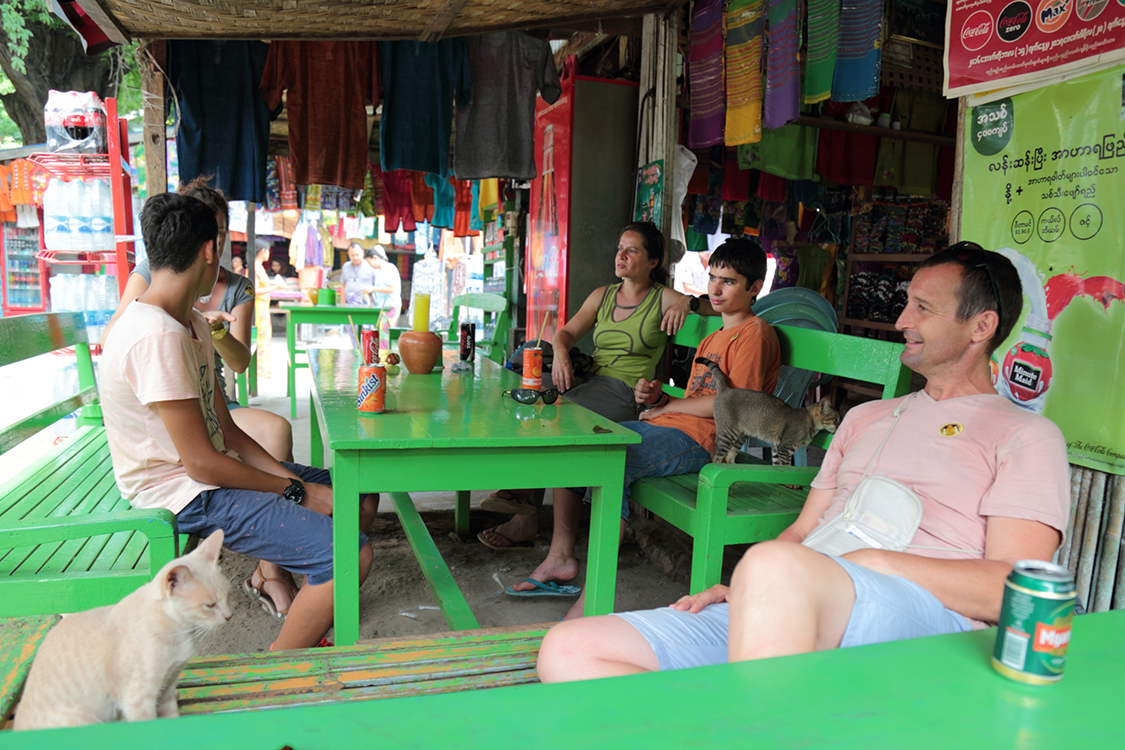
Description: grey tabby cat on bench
695,357,840,465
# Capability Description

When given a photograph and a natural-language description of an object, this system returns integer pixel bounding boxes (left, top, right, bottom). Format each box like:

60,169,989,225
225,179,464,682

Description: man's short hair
919,241,1022,353
141,193,219,273
709,236,768,288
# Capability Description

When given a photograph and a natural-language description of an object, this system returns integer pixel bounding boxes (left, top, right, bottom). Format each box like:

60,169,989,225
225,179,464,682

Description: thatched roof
77,0,667,43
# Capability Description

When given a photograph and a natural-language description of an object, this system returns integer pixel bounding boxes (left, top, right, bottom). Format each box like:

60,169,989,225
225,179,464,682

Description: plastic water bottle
44,178,70,250
90,180,114,249
65,180,86,251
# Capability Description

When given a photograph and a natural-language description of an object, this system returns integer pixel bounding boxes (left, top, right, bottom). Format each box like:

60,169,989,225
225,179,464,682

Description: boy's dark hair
178,176,229,225
709,236,768,289
620,221,668,285
919,241,1021,353
141,193,219,273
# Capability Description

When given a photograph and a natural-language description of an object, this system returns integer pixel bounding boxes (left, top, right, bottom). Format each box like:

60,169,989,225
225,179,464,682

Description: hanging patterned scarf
764,0,800,129
688,0,726,148
724,0,764,145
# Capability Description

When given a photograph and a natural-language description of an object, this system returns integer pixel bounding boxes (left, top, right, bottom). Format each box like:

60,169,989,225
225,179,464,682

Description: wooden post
949,97,966,242
139,43,167,197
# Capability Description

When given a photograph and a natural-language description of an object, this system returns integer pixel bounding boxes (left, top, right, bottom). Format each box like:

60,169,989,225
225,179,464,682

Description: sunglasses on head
502,388,560,405
950,242,1003,332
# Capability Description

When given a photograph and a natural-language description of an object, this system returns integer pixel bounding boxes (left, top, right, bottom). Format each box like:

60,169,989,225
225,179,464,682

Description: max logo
1032,621,1072,653
1036,0,1072,33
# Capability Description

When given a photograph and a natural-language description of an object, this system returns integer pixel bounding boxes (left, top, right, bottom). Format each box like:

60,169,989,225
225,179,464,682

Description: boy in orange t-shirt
507,238,780,617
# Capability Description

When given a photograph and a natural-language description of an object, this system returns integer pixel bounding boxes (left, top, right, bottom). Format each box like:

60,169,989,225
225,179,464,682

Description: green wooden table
308,348,641,645
280,303,386,418
9,610,1121,747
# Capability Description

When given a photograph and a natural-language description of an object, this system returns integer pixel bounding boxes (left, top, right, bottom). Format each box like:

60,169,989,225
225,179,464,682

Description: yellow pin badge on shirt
939,423,962,437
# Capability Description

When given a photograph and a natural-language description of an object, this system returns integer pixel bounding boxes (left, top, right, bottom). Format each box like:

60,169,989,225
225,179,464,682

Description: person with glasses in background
537,243,1071,681
503,237,781,615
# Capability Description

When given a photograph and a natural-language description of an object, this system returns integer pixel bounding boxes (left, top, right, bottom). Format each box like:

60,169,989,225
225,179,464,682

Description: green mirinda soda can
992,560,1076,685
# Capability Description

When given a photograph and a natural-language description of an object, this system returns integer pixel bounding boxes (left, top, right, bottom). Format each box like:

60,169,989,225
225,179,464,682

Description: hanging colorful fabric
764,0,800,129
832,0,884,102
687,0,726,149
803,0,840,104
723,0,764,146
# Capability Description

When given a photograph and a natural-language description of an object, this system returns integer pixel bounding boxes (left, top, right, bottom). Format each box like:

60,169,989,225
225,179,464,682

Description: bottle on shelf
43,178,70,251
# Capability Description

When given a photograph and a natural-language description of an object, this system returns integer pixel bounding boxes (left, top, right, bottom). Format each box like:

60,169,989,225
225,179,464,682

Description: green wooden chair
631,320,912,591
450,292,511,365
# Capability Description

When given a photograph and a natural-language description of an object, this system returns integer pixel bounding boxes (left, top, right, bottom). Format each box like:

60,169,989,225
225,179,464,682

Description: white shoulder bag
802,394,983,557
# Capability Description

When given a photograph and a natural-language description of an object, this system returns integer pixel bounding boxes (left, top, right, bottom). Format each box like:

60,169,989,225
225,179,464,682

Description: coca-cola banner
961,64,1125,474
944,0,1125,99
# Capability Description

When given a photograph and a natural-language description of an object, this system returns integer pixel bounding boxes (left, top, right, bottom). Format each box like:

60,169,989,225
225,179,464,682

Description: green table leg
454,491,471,535
584,448,625,617
390,492,480,631
309,391,323,469
331,450,361,646
287,314,298,419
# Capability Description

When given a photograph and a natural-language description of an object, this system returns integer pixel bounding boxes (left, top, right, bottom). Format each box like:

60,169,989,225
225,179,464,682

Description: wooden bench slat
0,615,60,723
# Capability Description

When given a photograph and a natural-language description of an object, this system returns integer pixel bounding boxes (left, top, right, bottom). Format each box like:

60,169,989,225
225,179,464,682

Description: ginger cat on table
15,530,232,730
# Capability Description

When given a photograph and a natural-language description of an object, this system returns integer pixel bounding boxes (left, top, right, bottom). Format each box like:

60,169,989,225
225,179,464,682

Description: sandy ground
0,321,693,656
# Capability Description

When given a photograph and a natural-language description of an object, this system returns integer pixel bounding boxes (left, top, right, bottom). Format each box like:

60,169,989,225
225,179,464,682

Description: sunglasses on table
502,388,560,405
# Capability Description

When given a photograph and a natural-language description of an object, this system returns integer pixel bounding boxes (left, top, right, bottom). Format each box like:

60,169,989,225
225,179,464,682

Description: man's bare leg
538,614,660,682
728,541,856,661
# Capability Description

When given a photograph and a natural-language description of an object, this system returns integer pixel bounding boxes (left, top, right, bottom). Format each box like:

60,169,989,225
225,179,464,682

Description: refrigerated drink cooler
2,225,48,315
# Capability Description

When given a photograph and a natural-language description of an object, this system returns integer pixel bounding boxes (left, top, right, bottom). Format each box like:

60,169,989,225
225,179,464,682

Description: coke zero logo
998,1,1033,41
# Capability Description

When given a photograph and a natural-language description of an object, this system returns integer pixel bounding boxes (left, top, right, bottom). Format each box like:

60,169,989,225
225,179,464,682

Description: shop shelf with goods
2,227,47,316
29,98,136,343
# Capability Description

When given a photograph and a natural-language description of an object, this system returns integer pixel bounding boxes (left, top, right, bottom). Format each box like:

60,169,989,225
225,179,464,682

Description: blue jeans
581,420,712,519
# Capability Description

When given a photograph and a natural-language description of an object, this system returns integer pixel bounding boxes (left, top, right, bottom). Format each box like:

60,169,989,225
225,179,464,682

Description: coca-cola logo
961,10,994,50
998,1,1033,41
1036,0,1072,33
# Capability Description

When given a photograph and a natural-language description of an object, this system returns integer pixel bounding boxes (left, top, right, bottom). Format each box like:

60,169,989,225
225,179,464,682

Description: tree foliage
0,1,129,146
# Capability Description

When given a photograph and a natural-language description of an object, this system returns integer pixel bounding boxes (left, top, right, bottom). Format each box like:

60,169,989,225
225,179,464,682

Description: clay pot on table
396,330,442,374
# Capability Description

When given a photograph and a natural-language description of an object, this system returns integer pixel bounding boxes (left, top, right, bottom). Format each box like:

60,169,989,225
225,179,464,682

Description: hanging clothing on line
804,0,840,104
687,0,726,148
454,31,561,180
723,0,764,146
167,41,271,202
427,174,456,230
764,0,800,129
260,41,381,190
832,0,884,102
411,172,435,224
276,156,299,210
452,179,480,237
377,166,417,233
737,121,818,181
379,39,471,178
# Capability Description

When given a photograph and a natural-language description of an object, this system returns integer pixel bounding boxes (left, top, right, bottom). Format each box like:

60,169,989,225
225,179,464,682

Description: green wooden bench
0,312,184,618
631,317,912,592
0,615,59,728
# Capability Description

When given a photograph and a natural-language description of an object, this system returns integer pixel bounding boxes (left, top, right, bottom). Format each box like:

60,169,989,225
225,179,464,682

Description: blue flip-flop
504,578,581,598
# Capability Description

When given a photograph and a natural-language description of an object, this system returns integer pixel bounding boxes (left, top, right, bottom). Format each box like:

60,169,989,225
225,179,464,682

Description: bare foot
511,553,580,592
489,514,538,543
252,564,299,614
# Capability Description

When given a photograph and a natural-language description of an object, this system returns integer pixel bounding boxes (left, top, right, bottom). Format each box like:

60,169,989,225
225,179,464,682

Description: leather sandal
242,562,290,621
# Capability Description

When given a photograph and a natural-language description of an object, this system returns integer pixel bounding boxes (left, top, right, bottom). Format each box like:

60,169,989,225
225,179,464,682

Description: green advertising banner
963,64,1125,474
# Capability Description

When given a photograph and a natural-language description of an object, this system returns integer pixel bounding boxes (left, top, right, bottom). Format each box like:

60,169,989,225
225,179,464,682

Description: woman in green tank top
479,222,715,550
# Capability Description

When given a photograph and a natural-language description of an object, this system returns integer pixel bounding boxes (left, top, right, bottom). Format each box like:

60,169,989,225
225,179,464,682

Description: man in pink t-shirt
538,242,1071,680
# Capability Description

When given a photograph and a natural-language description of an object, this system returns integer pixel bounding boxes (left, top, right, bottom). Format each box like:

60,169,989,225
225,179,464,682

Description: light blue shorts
612,554,973,671
176,462,368,586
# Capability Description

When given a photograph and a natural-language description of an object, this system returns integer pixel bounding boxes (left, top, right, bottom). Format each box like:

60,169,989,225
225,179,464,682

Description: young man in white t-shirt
101,193,378,651
538,242,1071,680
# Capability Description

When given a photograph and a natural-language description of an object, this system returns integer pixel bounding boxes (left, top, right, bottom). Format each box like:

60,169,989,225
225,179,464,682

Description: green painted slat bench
631,318,913,592
176,624,551,714
0,615,59,728
0,312,185,618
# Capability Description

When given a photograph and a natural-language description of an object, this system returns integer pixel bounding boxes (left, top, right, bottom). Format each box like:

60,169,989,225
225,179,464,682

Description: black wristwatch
282,478,306,504
689,296,701,313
